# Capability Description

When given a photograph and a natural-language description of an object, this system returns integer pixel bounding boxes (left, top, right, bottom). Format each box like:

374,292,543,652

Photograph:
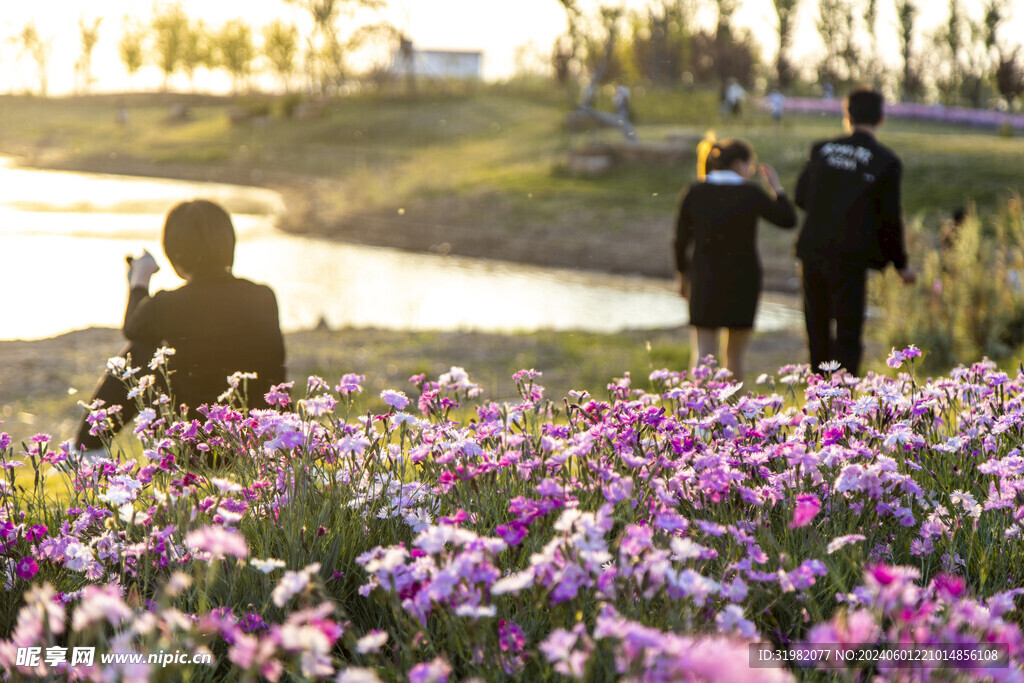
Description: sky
0,0,1018,95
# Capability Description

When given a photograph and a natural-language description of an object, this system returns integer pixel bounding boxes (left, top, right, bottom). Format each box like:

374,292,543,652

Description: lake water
0,157,802,341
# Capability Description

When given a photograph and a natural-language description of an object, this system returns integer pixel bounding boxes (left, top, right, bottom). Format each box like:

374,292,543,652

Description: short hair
163,200,236,278
845,86,884,126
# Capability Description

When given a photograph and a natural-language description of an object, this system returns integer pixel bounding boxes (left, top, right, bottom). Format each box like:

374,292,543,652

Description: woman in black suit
674,137,797,380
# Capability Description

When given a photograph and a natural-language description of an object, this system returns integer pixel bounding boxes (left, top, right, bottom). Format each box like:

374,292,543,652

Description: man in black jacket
794,86,916,375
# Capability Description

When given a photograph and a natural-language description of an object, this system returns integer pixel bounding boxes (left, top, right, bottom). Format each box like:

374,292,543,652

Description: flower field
764,97,1024,132
3,348,1024,681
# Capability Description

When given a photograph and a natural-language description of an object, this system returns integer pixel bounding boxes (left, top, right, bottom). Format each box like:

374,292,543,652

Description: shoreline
11,149,804,293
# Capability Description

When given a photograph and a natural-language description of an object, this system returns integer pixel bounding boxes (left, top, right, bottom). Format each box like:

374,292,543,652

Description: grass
1,82,1022,440
3,87,1021,239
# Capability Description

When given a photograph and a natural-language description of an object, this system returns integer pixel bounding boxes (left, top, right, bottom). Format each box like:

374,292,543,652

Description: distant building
392,41,483,81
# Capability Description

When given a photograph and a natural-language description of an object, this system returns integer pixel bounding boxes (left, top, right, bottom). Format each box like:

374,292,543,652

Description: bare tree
74,17,102,94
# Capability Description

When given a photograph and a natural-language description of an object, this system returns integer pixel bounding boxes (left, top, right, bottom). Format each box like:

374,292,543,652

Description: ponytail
696,131,717,180
698,136,753,180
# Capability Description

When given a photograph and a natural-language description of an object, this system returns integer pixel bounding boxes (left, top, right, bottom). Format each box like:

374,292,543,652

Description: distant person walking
675,135,797,380
768,88,786,123
721,78,746,118
794,86,916,375
73,200,286,460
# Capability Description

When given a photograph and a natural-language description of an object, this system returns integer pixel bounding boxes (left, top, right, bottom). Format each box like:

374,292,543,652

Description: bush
875,196,1024,371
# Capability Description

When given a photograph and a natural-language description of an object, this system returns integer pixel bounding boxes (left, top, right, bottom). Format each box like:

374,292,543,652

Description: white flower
272,564,319,607
454,604,496,619
826,534,867,554
355,630,389,654
211,477,244,494
63,542,97,572
336,668,383,683
491,570,535,595
250,558,287,574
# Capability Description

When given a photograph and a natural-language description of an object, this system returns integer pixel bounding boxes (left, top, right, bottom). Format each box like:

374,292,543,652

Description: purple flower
886,348,906,368
498,619,526,653
15,556,38,580
237,612,268,633
381,390,410,410
408,656,451,683
335,373,365,395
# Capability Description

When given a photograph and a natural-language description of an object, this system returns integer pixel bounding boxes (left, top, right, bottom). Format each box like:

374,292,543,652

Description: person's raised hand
758,163,784,195
128,250,160,289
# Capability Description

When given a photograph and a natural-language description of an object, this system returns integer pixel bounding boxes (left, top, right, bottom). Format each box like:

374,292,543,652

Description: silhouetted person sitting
73,199,286,460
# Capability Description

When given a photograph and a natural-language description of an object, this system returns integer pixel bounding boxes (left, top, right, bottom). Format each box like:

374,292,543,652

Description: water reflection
0,157,801,340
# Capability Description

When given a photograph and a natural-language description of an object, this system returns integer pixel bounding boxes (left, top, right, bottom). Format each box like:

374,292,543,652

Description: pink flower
264,382,294,407
185,525,249,560
790,494,822,529
932,573,965,599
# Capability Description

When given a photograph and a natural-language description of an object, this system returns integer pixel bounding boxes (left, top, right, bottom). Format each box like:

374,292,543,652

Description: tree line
554,0,1024,109
6,0,1024,110
8,0,390,97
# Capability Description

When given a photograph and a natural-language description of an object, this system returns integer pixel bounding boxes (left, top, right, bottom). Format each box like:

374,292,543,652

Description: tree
713,0,739,83
181,20,213,90
17,22,51,96
816,0,856,86
861,0,881,85
151,5,189,90
995,47,1024,110
629,1,691,86
552,0,583,86
119,20,145,84
216,20,255,93
771,0,799,88
895,0,924,101
935,0,965,103
286,0,385,94
74,17,102,94
264,20,299,92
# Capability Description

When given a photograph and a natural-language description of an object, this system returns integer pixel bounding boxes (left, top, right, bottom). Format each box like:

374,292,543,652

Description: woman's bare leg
690,327,721,373
724,328,753,381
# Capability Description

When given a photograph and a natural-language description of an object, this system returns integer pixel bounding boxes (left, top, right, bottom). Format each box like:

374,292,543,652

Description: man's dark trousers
800,257,868,375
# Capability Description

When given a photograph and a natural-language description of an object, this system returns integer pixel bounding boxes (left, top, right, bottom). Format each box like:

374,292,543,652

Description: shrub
875,197,1024,371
